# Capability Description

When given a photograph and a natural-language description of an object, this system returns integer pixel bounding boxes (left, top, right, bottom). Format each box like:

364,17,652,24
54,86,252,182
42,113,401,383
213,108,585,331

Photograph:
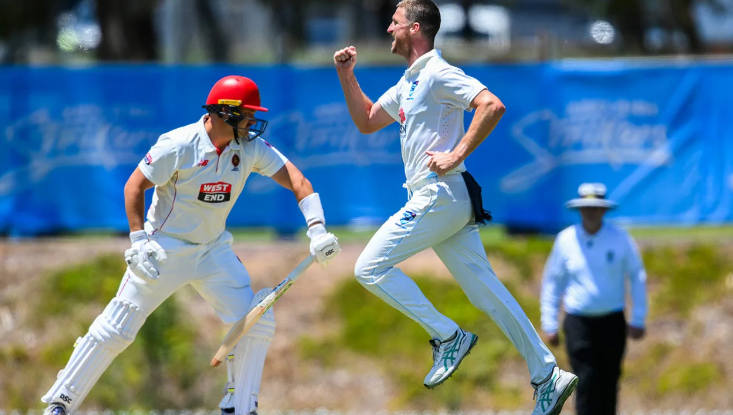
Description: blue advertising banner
0,60,731,236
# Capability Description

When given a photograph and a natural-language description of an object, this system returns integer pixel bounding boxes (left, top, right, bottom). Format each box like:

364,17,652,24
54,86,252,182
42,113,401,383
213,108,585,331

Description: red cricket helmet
203,75,269,142
205,75,268,112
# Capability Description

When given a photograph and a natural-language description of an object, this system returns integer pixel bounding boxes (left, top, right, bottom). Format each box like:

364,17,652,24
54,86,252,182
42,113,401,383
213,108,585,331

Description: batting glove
124,230,167,280
307,224,341,267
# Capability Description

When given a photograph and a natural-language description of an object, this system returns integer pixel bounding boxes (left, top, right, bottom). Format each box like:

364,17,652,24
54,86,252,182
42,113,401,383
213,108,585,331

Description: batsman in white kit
40,75,341,415
333,1,577,413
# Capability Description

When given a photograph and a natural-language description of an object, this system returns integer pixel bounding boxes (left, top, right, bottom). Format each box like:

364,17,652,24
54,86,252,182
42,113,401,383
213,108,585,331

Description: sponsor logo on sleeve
198,182,232,203
144,153,153,165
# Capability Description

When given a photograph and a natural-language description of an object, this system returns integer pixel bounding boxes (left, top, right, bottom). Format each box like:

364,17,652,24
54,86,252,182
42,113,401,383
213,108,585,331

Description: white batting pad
220,288,275,415
42,298,146,414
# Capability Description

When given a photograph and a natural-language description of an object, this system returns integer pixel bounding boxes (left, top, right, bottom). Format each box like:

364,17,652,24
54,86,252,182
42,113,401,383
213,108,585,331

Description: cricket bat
211,255,314,367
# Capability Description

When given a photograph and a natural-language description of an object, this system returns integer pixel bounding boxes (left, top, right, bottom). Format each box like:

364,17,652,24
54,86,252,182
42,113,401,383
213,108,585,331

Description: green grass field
50,223,733,246
226,223,733,245
4,225,733,412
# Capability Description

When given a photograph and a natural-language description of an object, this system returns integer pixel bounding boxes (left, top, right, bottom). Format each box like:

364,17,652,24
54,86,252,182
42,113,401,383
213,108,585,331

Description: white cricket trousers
116,230,254,325
42,230,255,413
354,173,556,384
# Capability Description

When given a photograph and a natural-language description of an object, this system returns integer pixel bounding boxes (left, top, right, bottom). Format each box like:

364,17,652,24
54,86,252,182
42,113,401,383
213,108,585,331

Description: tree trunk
460,0,477,41
607,0,648,54
96,0,159,61
194,0,229,62
673,0,705,53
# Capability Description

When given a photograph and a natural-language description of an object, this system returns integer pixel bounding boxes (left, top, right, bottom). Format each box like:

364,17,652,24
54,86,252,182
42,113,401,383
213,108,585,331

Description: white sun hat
565,182,618,209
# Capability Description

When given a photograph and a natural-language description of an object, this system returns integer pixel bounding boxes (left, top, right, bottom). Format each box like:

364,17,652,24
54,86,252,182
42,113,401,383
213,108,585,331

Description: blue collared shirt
540,222,648,334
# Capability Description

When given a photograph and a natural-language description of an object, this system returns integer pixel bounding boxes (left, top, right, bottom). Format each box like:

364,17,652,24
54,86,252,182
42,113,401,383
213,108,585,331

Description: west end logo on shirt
232,154,240,172
198,182,232,203
406,81,419,101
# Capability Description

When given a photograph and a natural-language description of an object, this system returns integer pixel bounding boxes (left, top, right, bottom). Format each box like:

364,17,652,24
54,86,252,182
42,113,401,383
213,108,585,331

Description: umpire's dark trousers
563,311,627,415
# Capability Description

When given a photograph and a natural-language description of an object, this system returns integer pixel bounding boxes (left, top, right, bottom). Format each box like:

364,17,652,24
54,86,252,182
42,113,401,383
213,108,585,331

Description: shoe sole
423,333,479,389
546,376,579,415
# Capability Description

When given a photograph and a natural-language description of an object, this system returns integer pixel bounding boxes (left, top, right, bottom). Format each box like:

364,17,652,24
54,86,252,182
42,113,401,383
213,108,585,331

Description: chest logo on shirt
406,81,419,100
607,250,614,262
232,154,240,172
198,182,232,203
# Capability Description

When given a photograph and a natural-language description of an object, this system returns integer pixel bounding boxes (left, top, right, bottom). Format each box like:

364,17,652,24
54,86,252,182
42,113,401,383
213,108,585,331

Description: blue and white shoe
43,403,67,415
423,328,478,389
531,366,579,415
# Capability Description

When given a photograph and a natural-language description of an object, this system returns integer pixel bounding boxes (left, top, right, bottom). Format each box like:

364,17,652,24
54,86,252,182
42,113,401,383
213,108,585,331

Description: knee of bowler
88,298,146,353
246,288,276,341
354,256,390,284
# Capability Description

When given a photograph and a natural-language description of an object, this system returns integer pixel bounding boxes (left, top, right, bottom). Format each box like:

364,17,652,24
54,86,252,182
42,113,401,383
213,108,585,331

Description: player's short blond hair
396,0,441,42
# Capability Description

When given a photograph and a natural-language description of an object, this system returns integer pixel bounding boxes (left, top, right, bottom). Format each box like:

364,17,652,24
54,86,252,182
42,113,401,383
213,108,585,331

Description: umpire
540,183,648,415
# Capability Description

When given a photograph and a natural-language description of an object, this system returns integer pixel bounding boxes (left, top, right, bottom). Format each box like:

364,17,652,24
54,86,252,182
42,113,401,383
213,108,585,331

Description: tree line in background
0,0,726,63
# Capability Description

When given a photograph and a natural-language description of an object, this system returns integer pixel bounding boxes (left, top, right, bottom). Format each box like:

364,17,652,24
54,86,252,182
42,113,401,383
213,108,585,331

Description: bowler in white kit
333,0,576,413
40,75,341,415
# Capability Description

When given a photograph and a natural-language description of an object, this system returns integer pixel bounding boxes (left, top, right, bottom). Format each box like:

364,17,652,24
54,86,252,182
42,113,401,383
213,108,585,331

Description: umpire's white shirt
139,115,287,244
377,49,486,185
540,222,648,334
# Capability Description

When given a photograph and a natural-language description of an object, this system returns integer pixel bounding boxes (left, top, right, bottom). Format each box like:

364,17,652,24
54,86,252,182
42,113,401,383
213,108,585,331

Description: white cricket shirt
377,49,487,185
139,115,288,244
540,222,648,334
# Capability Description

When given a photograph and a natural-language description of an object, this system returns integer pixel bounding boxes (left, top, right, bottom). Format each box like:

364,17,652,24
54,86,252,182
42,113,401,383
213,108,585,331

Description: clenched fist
307,224,341,267
333,46,357,71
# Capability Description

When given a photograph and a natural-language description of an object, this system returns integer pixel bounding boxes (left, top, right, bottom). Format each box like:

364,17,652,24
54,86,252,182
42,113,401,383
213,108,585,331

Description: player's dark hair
396,0,441,43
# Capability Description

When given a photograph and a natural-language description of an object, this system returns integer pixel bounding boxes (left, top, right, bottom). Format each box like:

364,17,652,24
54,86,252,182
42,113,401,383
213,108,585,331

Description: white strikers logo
198,182,232,203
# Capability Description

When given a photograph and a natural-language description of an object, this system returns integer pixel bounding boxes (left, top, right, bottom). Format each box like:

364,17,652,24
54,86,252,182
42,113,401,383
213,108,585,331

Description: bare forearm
337,70,373,132
125,186,146,232
454,101,506,162
271,162,315,203
292,176,315,202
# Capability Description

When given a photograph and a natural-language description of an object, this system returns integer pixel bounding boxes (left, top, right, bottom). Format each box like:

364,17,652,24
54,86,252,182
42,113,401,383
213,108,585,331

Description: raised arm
334,46,395,134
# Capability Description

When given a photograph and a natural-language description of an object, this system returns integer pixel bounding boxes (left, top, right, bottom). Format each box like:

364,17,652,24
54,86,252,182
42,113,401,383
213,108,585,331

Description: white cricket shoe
531,366,578,415
43,403,67,415
423,328,478,389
